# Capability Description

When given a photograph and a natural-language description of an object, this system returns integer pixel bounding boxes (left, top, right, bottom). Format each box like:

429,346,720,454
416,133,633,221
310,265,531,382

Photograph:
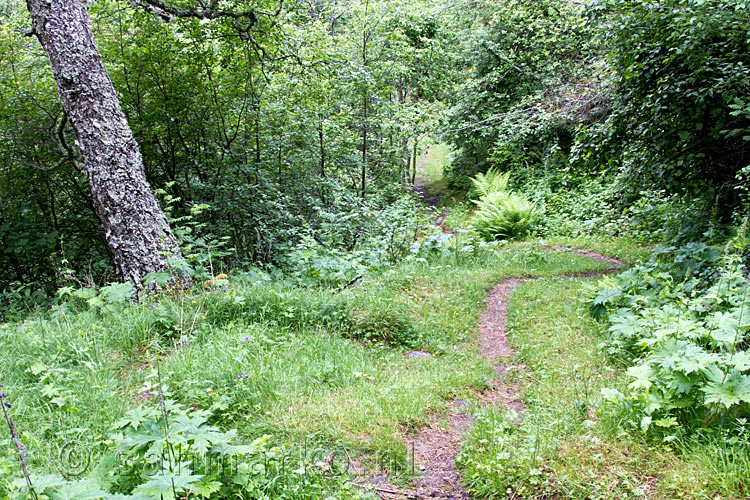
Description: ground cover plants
459,275,750,499
468,169,540,242
2,0,750,497
0,234,617,499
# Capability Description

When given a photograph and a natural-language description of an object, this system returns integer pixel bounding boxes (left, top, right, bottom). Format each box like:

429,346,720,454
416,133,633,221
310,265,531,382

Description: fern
471,191,539,241
470,168,511,199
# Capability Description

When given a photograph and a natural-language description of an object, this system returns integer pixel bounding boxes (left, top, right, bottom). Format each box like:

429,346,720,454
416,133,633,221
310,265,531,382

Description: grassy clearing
420,143,452,184
0,243,615,492
459,277,746,499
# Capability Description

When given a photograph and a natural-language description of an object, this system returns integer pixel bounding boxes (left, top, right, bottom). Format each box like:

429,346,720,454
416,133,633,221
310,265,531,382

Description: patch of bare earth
552,245,625,268
478,278,527,417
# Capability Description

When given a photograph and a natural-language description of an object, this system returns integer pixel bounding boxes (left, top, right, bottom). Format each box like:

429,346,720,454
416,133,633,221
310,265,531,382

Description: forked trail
369,249,624,500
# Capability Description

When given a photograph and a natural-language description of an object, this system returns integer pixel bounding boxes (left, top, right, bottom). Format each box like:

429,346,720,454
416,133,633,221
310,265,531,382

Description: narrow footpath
362,161,626,499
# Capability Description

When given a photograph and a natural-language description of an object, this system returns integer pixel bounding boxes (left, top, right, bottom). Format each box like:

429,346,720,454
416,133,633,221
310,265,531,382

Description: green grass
459,277,747,499
420,142,451,184
0,243,615,494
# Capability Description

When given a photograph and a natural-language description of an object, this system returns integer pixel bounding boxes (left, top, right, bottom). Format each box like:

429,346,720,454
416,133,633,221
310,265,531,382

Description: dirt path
363,249,625,499
413,148,452,234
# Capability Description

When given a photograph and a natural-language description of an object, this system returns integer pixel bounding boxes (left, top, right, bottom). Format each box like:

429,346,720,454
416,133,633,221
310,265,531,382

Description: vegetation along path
372,249,625,499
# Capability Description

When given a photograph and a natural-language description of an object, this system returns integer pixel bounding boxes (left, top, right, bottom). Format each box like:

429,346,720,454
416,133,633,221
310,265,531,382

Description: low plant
469,168,510,200
458,410,550,499
471,192,540,241
592,244,750,435
2,386,366,500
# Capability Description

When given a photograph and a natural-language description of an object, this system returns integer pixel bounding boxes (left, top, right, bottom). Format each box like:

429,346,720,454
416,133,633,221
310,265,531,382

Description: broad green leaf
627,363,654,391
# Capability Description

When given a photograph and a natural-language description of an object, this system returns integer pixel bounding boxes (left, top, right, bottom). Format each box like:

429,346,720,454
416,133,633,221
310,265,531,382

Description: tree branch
129,0,261,24
481,42,545,86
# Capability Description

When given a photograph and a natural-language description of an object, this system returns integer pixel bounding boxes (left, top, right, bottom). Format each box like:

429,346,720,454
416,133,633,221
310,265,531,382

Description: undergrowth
459,275,749,499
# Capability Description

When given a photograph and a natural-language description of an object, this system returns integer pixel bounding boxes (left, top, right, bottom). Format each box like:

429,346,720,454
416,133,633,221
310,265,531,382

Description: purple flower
241,336,249,342
244,374,250,379
236,375,242,379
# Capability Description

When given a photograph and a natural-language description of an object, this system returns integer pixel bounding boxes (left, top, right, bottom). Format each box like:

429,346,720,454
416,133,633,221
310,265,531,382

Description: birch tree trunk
26,0,185,287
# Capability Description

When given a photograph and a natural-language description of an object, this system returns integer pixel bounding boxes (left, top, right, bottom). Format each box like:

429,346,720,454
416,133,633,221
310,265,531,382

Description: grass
416,141,468,210
459,277,747,499
420,142,451,184
7,226,715,499
0,241,618,495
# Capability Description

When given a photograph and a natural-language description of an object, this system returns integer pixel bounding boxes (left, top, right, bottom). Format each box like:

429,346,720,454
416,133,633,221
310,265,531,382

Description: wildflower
0,388,11,409
205,387,212,393
241,336,249,342
236,375,242,379
244,374,250,380
201,315,206,319
74,372,79,375
192,300,197,304
61,348,65,352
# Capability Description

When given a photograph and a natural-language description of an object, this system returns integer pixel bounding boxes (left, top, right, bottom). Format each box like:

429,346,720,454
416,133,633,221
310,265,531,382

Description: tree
578,0,750,209
25,0,185,288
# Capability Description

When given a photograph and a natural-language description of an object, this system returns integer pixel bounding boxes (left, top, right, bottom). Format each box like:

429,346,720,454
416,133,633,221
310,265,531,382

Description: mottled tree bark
26,0,185,288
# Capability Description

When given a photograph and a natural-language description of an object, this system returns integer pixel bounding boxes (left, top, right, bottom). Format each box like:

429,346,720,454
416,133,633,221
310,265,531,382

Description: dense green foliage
443,0,592,185
0,0,457,304
3,0,750,497
0,237,613,498
578,0,750,205
442,0,750,237
593,243,750,434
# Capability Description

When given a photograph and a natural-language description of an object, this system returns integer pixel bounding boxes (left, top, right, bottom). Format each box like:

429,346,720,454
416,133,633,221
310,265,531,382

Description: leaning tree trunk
26,0,185,288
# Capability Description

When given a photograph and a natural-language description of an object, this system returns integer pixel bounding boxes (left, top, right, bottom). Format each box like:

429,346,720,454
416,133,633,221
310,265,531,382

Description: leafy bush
592,245,750,434
623,190,720,244
577,0,750,208
471,191,539,241
523,175,621,238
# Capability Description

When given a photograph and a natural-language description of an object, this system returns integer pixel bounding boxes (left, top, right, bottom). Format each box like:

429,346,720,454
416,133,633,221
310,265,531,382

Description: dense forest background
1,0,749,303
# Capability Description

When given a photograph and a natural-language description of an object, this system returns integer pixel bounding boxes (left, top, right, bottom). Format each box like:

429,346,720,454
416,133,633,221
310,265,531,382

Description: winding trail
368,250,625,499
362,157,627,499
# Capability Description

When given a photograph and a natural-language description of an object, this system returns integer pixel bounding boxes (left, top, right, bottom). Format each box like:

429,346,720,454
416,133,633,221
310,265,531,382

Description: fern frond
470,168,511,199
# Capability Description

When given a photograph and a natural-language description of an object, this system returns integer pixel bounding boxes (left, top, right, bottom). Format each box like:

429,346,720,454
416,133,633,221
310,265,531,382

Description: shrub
592,245,750,434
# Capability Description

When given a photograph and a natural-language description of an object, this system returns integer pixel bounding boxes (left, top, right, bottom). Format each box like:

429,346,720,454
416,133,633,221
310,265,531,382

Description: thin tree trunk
26,0,185,288
411,141,418,184
360,0,369,198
